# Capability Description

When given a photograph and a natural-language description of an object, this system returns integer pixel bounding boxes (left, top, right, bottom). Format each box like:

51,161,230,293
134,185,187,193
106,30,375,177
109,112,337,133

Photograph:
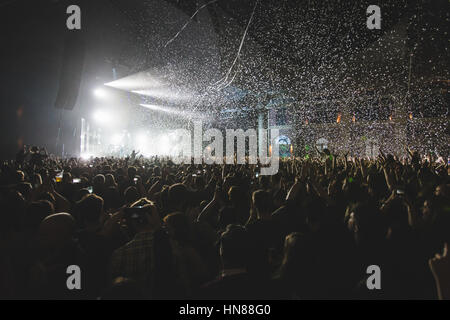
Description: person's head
163,212,191,245
277,232,317,296
168,183,189,211
62,172,72,184
37,213,76,258
194,176,205,190
153,166,161,177
25,200,55,232
219,224,249,270
76,194,104,228
381,197,409,232
127,166,137,179
418,167,436,187
411,151,420,168
104,173,117,187
126,198,161,234
223,175,237,195
302,194,330,231
31,173,43,188
116,174,126,185
280,232,312,272
103,186,120,211
252,190,272,219
228,186,245,206
75,188,90,202
15,170,25,183
16,182,32,202
346,202,385,245
342,177,368,203
93,174,105,187
367,172,388,199
124,186,140,204
434,184,448,198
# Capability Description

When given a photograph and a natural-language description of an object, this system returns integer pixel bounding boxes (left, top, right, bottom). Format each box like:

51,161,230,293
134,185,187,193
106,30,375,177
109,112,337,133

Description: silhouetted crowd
1,146,449,299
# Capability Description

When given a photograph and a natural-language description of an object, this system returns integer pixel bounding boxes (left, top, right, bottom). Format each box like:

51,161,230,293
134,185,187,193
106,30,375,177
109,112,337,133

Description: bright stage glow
125,130,176,157
135,131,161,157
93,88,107,98
80,153,92,160
158,135,170,155
110,133,124,146
93,110,117,126
136,132,148,146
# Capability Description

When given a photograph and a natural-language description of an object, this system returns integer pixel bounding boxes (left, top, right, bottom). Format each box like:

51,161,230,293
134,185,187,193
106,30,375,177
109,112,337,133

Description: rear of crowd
0,147,449,299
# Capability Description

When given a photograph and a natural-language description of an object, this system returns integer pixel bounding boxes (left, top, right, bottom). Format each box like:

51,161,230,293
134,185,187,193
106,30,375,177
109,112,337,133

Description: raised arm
405,146,413,158
382,164,394,192
197,186,223,226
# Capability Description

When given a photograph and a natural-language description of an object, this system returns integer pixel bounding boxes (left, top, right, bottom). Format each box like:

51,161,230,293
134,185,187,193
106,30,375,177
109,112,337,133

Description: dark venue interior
0,0,448,302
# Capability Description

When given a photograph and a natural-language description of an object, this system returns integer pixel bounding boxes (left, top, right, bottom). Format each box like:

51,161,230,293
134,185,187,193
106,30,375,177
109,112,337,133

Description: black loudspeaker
54,32,85,110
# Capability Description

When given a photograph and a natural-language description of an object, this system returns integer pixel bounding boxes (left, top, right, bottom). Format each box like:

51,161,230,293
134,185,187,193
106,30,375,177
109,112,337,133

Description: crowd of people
0,145,449,299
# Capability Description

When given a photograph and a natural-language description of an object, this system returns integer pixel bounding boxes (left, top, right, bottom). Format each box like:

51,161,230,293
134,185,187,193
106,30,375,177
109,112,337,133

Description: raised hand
429,243,450,300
